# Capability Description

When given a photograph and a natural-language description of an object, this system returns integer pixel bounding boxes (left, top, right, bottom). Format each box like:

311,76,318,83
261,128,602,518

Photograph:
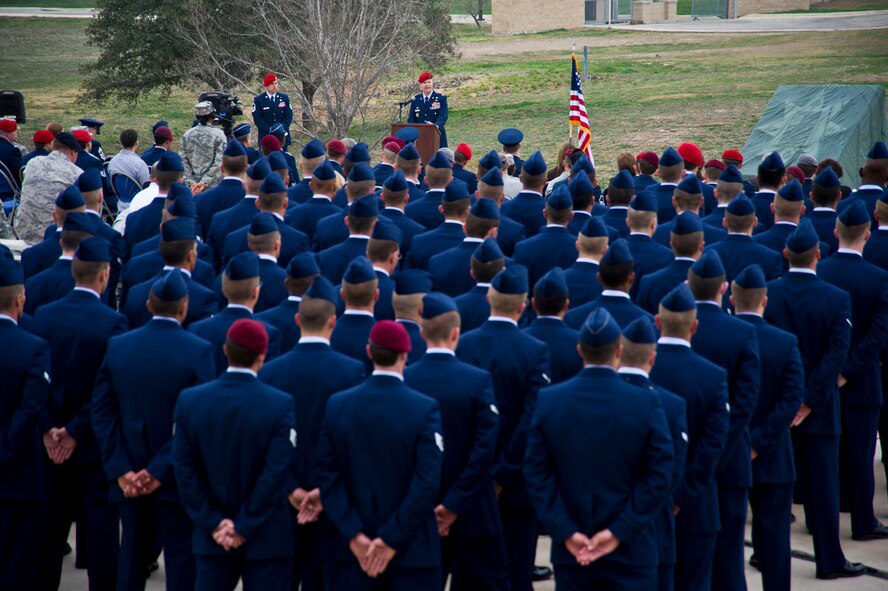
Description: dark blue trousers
500,504,538,591
195,554,292,591
674,531,716,591
749,482,793,591
711,485,749,591
441,533,510,591
0,499,42,590
555,561,656,591
657,564,674,591
330,559,440,591
839,404,881,536
118,496,194,591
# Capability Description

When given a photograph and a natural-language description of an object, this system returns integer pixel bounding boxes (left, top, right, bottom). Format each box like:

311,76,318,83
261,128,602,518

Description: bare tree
454,0,488,28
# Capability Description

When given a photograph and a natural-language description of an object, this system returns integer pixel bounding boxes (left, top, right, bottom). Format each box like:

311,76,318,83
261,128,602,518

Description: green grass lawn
1,16,886,182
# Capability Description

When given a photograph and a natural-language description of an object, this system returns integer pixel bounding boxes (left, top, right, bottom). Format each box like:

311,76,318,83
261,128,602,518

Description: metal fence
691,0,728,18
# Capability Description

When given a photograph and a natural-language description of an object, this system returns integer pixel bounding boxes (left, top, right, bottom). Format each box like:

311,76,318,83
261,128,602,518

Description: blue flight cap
534,267,568,298
62,211,97,234
397,143,420,161
444,182,471,203
156,151,184,172
784,218,819,253
346,142,371,163
161,217,196,242
580,216,609,238
660,283,697,312
813,166,840,188
260,172,287,194
303,274,336,303
301,138,325,159
55,184,85,210
312,160,336,181
838,200,870,227
579,308,621,347
166,182,191,202
343,256,376,284
690,249,725,279
622,316,657,344
77,169,103,193
759,151,785,171
726,195,755,216
422,292,459,319
225,252,260,280
267,151,287,172
473,237,504,263
287,252,320,279
79,118,104,129
350,194,379,218
677,174,702,195
0,258,23,286
571,154,594,177
718,164,744,184
732,264,766,289
152,120,170,133
394,126,420,143
610,169,635,190
491,265,528,294
569,170,594,197
75,237,111,262
428,151,452,169
394,269,433,295
249,212,279,236
151,268,188,302
659,147,682,167
348,162,375,183
470,198,500,220
479,150,502,171
246,157,272,181
384,170,408,192
867,141,888,160
671,211,703,235
600,238,633,265
166,194,196,218
546,185,573,211
233,123,251,138
269,123,286,137
521,151,547,175
480,168,504,187
498,127,523,147
371,220,402,243
778,179,804,202
629,192,658,213
223,139,248,157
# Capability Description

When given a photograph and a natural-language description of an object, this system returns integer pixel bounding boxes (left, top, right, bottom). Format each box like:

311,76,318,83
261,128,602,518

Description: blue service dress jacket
563,258,602,308
221,214,310,271
195,178,246,235
523,317,582,384
124,268,218,329
187,306,282,375
405,220,466,270
404,188,444,231
407,90,449,147
501,191,547,238
512,226,578,289
252,91,293,148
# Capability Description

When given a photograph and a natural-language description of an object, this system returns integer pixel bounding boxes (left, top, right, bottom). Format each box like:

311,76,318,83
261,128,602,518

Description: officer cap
326,139,347,156
622,316,657,345
759,151,785,172
346,142,371,163
152,120,170,133
223,139,248,157
260,172,287,195
580,216,609,238
225,252,260,280
311,160,336,181
394,269,433,295
813,166,840,188
600,238,633,265
166,194,196,219
397,143,421,161
659,147,683,167
609,169,635,190
546,185,573,211
233,123,251,138
384,170,409,192
62,211,97,235
579,308,621,348
661,283,696,312
54,132,80,152
369,320,412,354
777,179,804,202
371,220,402,243
422,292,458,319
55,184,85,210
78,118,104,131
797,153,817,168
704,159,725,171
480,168,504,188
534,267,568,298
443,182,471,203
269,123,286,138
522,151,547,175
569,170,594,197
732,264,766,290
195,101,214,116
249,212,279,236
671,211,703,235
267,151,287,172
348,162,375,183
343,256,376,284
473,237,504,263
166,182,191,202
690,249,725,279
303,274,336,304
417,72,433,83
151,268,188,302
678,142,704,168
785,219,819,253
718,164,744,184
676,174,702,195
156,151,184,172
301,138,325,159
161,217,196,242
394,127,420,143
349,194,379,218
75,237,111,262
867,141,888,160
629,192,658,213
498,128,523,147
76,169,103,193
227,318,268,356
470,198,500,221
263,73,277,86
491,265,528,295
838,200,870,227
287,252,320,279
571,154,594,177
479,150,503,171
246,157,272,181
427,151,452,170
637,151,659,167
0,258,23,287
726,195,755,216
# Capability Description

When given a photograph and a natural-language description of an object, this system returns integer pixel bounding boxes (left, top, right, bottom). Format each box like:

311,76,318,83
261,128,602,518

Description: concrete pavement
593,10,888,32
0,6,95,18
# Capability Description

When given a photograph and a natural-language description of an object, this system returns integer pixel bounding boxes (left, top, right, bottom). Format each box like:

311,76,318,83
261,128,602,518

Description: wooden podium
390,123,440,164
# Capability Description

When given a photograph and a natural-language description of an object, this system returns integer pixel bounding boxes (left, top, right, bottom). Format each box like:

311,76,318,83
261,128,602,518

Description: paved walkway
0,6,95,18
595,10,888,32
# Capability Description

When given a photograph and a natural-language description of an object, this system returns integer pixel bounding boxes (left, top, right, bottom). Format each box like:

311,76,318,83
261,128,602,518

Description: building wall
731,0,809,18
632,0,677,23
491,0,585,34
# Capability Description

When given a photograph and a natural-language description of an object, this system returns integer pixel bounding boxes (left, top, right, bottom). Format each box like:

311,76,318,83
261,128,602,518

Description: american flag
570,53,595,166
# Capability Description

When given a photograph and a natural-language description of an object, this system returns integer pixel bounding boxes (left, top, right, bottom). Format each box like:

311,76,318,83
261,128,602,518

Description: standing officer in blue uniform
404,148,450,231
173,319,297,590
406,178,470,270
93,270,216,591
651,175,725,247
457,265,550,591
731,265,804,591
32,237,128,591
751,152,785,230
625,192,674,301
501,151,549,238
253,73,293,150
0,257,51,590
232,123,262,164
817,201,888,540
513,185,578,289
454,238,505,332
407,72,449,147
525,308,673,591
753,179,810,258
79,117,106,160
637,147,684,224
865,191,888,494
405,293,507,590
566,170,606,235
260,276,366,589
498,128,524,175
618,316,688,591
836,141,888,226
429,198,500,297
763,220,864,579
686,251,761,591
564,216,609,308
286,160,341,242
650,284,729,591
524,268,582,384
391,270,432,364
330,256,378,374
602,169,635,237
318,194,377,284
255,252,319,352
807,166,842,254
636,212,704,314
317,320,444,590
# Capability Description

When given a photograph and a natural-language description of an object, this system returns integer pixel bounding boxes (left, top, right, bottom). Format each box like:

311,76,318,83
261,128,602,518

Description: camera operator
181,101,227,194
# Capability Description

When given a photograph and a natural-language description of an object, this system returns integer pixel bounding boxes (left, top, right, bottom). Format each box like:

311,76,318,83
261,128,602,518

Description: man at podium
408,72,449,147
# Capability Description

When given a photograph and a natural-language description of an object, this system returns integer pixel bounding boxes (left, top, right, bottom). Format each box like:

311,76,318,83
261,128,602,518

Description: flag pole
569,44,576,145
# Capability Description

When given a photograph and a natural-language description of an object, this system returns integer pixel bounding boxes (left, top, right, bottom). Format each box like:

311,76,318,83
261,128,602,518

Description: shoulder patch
435,432,444,452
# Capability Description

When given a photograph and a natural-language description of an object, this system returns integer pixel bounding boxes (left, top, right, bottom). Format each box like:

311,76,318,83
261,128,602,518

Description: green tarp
740,85,888,189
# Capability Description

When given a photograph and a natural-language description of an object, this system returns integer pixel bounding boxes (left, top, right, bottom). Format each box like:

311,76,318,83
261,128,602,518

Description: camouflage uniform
13,152,82,244
180,124,226,189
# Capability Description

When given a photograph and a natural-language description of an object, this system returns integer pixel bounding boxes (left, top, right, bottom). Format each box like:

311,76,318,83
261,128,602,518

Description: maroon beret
154,126,174,142
704,159,725,171
227,318,269,356
678,142,704,168
369,320,412,354
721,149,744,163
785,165,805,184
326,139,347,155
260,135,281,152
382,136,406,151
636,151,659,167
418,72,433,83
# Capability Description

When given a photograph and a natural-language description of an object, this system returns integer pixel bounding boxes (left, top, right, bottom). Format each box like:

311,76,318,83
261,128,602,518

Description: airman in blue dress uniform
252,73,293,150
407,72,449,147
